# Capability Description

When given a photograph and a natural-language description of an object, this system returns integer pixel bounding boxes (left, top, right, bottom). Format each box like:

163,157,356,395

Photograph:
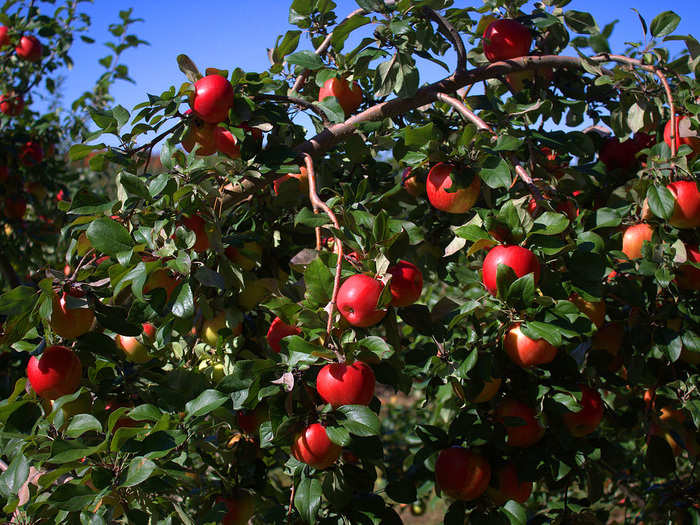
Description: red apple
488,463,532,505
266,317,301,353
401,167,423,197
182,117,217,155
116,323,155,364
496,398,545,448
426,163,481,214
273,166,309,195
482,244,540,296
214,127,241,159
562,385,604,437
387,260,423,307
621,223,653,260
472,377,502,403
241,122,263,145
316,361,375,408
104,400,139,430
143,269,180,301
0,92,24,116
50,292,95,340
4,195,27,219
482,19,532,62
599,137,645,172
56,189,69,202
435,446,491,500
336,274,387,328
181,215,210,252
216,494,256,525
678,244,700,290
318,77,362,116
191,74,234,124
667,180,700,229
26,345,82,400
664,115,700,157
237,404,268,435
291,422,341,469
19,141,44,166
15,35,42,62
503,322,557,367
0,26,8,47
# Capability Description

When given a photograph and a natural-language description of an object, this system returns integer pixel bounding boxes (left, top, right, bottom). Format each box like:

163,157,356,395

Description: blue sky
46,1,699,132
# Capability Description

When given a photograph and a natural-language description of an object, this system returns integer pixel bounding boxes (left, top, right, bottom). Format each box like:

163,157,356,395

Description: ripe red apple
181,215,210,252
337,274,387,328
216,493,255,525
214,127,241,159
291,422,341,469
316,361,375,408
104,400,140,430
266,316,301,353
569,294,606,328
15,35,42,62
237,404,268,435
26,345,82,400
677,244,700,290
116,323,155,364
562,385,604,437
56,189,69,202
426,163,481,214
0,92,24,116
472,377,502,403
143,269,180,301
401,167,423,197
667,180,700,229
496,398,545,447
664,115,700,157
482,19,532,62
0,26,8,47
201,311,242,346
4,195,27,219
50,292,95,340
318,77,362,116
434,446,491,500
191,74,235,124
503,322,557,367
19,141,44,166
599,137,645,172
622,223,654,260
482,244,540,296
387,260,423,307
488,463,532,505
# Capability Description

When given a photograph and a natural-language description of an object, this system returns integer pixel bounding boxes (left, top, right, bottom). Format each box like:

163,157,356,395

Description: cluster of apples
0,26,42,117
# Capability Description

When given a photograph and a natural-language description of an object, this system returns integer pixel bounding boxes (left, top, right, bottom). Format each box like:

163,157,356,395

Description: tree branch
252,93,330,125
420,7,467,72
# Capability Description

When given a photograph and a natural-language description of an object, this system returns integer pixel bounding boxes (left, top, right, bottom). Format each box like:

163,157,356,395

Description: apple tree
1,0,699,524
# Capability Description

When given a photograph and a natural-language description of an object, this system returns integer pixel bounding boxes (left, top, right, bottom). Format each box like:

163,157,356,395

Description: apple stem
290,8,367,94
302,153,344,359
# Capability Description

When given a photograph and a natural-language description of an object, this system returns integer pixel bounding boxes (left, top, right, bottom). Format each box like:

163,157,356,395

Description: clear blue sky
49,1,699,129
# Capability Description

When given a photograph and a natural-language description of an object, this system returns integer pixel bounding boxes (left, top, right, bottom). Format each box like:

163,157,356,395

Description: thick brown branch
252,93,330,125
420,7,467,72
291,8,367,93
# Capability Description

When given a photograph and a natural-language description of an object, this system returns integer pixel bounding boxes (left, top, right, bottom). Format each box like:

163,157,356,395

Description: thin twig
302,153,344,362
420,7,467,72
654,69,676,157
252,93,330,125
291,8,366,93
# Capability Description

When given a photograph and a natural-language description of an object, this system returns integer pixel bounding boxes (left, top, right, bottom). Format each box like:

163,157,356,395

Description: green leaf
650,11,680,37
520,321,562,347
273,30,302,63
0,286,36,316
325,425,351,446
171,282,194,318
496,263,518,299
337,405,381,436
0,453,29,499
286,50,324,70
316,97,346,123
502,500,527,525
505,273,535,305
564,10,600,34
479,157,511,189
295,476,322,524
531,212,570,235
404,123,434,147
185,389,228,420
358,336,394,359
295,207,331,228
647,185,675,220
86,218,133,256
453,224,491,241
331,15,371,51
65,414,102,438
494,135,522,151
304,257,333,306
120,456,156,487
385,478,417,504
119,173,151,199
176,54,202,83
68,143,106,161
